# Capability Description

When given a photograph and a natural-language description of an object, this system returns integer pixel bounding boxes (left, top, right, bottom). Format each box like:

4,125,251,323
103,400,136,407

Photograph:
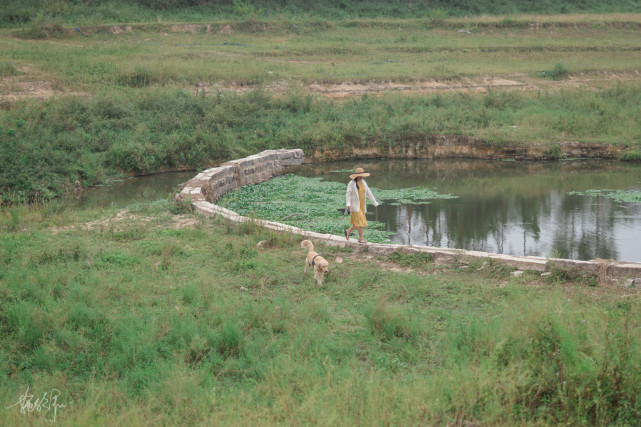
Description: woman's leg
357,227,364,242
346,224,357,239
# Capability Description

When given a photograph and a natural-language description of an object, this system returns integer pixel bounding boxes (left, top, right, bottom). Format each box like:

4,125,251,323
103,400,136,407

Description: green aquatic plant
217,174,456,243
377,187,457,205
568,189,641,204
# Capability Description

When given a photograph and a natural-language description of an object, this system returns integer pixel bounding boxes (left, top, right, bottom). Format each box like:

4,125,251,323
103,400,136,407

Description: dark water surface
292,159,641,262
70,171,196,209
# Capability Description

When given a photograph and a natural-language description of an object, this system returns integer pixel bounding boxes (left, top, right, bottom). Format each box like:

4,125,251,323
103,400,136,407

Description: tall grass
3,85,641,202
1,200,640,424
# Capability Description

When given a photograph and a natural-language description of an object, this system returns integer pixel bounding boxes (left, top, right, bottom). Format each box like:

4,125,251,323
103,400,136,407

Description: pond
292,159,641,263
73,160,641,263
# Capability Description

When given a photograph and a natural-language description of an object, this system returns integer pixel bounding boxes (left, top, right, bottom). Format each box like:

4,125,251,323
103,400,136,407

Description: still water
293,159,641,263
70,171,196,209
73,160,641,262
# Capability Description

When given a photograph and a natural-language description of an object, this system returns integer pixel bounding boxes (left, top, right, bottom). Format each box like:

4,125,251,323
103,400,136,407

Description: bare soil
0,65,87,102
195,70,641,99
2,65,639,103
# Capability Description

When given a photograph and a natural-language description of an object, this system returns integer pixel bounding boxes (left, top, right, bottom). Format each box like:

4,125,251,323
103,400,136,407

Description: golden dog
301,240,329,285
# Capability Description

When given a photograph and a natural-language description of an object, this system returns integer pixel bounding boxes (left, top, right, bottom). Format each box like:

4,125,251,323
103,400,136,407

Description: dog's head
316,258,329,274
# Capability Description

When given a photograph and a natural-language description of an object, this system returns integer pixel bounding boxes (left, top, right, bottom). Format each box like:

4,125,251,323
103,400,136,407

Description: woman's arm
364,182,378,207
346,180,353,209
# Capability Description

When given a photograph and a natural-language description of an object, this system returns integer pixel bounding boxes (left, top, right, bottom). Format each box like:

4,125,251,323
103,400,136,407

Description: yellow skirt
350,210,367,227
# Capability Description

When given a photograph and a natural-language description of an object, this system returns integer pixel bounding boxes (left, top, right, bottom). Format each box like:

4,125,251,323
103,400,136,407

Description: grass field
1,200,640,425
3,15,641,93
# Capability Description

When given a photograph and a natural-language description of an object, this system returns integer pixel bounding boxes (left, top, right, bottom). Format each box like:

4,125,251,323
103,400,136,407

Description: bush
541,62,569,81
622,150,641,162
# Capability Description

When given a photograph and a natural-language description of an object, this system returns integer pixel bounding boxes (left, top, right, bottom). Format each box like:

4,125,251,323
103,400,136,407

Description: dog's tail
300,239,313,252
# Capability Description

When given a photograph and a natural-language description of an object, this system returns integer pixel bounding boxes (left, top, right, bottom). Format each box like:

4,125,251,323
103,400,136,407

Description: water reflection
294,159,641,262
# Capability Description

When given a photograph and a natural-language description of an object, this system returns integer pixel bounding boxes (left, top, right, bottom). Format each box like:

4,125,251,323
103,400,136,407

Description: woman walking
345,167,378,243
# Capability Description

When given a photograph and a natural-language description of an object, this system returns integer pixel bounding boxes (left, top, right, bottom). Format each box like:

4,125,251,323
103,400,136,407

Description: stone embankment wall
176,149,304,204
176,149,641,285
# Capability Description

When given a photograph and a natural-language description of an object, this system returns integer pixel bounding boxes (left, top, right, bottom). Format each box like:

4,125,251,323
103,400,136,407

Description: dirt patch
0,65,87,102
219,24,233,34
0,78,86,102
194,76,531,98
169,24,202,34
110,26,133,34
194,71,639,99
51,209,199,233
306,76,530,97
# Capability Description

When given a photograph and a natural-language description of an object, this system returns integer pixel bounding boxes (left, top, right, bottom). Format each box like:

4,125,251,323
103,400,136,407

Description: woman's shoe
358,240,367,243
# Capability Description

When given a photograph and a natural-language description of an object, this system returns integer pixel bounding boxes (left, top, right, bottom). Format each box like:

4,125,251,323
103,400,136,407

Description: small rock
623,278,641,288
541,272,552,277
511,270,524,278
335,257,343,264
240,286,248,291
256,240,266,249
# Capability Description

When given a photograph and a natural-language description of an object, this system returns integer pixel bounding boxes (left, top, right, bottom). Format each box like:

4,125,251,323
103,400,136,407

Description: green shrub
622,150,641,162
541,62,569,80
545,143,563,160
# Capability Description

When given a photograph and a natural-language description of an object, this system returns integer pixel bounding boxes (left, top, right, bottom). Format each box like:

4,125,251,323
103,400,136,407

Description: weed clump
365,298,415,341
540,62,569,80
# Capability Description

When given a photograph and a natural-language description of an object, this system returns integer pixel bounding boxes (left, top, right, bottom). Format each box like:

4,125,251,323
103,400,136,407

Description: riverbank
2,86,641,204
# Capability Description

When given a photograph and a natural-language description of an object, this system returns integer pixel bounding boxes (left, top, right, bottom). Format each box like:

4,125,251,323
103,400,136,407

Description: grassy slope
2,84,641,203
1,201,640,425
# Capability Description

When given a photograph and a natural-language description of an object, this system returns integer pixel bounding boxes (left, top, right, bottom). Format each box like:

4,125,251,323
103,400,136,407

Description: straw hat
349,167,370,180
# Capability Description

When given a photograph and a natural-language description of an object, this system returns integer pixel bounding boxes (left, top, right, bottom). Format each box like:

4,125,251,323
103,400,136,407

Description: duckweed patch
568,189,641,204
217,174,456,243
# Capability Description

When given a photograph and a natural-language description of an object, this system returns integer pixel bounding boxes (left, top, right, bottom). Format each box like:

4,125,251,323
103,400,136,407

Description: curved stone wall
176,149,641,285
176,149,304,203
